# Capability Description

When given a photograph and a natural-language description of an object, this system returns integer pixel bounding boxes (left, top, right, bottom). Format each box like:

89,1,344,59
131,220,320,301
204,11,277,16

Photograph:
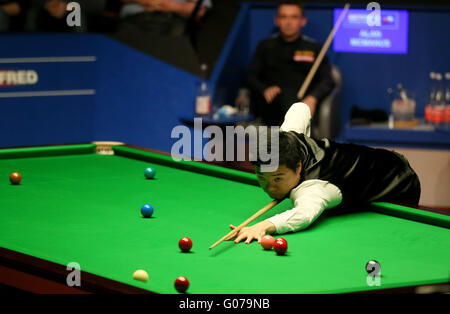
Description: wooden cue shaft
209,200,279,250
297,3,350,99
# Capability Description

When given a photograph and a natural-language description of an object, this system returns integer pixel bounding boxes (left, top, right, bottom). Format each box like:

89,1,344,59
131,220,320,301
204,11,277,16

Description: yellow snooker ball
132,270,149,282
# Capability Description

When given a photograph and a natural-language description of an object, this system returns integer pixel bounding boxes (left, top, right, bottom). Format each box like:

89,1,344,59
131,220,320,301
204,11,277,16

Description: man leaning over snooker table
228,102,421,244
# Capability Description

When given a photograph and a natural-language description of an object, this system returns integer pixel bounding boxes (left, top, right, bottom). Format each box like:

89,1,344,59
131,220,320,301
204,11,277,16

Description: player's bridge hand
226,223,269,245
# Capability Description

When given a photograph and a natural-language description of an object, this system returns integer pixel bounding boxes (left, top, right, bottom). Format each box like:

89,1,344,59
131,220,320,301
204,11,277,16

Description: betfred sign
0,70,38,87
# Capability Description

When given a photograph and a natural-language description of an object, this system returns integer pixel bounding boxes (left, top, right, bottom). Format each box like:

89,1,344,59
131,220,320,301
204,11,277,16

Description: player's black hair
250,129,305,172
277,0,306,16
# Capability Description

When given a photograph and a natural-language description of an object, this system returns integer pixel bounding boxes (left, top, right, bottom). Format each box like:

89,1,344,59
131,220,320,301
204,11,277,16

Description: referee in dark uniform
246,0,335,126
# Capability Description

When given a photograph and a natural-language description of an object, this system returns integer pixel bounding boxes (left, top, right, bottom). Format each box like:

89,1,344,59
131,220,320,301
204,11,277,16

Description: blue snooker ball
141,204,154,218
144,167,156,179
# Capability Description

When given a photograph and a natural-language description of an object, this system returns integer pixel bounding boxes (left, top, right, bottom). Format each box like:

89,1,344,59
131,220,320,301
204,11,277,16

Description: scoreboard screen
333,9,409,54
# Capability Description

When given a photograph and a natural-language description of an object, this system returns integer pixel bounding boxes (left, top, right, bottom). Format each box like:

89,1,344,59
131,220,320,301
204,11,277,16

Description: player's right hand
263,86,281,104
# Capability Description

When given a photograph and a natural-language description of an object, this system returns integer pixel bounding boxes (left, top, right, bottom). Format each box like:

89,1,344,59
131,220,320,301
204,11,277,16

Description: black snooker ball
365,260,381,274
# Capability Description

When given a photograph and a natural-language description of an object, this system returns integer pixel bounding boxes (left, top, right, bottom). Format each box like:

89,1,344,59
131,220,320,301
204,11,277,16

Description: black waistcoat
290,132,419,206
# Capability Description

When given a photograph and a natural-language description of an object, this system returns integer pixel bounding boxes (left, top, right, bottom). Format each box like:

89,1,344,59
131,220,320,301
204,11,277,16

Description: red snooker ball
178,237,193,252
260,235,275,250
273,237,288,255
9,172,22,185
175,276,189,293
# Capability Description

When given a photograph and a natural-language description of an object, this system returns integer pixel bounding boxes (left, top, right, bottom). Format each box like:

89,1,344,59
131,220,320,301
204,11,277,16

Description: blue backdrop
0,34,201,152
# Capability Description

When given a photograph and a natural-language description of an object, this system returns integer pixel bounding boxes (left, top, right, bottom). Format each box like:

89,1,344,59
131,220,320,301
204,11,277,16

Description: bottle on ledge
235,88,250,116
194,63,211,118
432,73,445,126
424,71,436,124
445,72,450,127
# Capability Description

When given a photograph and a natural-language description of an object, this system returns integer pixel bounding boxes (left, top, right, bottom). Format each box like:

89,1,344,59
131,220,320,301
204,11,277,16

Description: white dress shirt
266,102,343,234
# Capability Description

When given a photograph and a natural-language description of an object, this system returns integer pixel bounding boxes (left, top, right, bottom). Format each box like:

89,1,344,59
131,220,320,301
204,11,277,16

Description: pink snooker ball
260,235,275,250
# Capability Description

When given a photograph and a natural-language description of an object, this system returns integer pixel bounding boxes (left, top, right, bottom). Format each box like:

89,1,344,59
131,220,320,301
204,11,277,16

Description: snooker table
0,143,449,294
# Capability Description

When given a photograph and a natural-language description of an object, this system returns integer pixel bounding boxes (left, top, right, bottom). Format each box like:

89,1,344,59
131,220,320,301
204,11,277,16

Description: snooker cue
209,200,279,250
297,3,350,100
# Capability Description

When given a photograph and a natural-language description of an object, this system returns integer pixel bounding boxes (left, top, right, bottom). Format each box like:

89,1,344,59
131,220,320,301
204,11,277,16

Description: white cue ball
132,270,149,282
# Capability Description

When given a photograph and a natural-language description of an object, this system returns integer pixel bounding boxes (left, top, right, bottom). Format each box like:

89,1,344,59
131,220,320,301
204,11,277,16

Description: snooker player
246,0,335,126
229,102,421,244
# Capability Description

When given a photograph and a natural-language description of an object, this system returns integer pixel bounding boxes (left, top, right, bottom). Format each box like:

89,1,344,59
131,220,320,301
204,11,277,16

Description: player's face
275,5,306,40
255,164,301,200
